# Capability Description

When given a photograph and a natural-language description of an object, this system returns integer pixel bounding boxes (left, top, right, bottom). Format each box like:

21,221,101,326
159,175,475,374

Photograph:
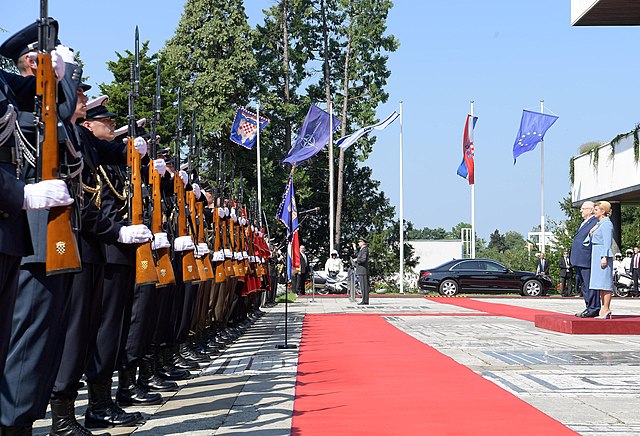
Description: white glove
178,170,188,186
217,207,225,219
230,208,237,222
54,44,76,64
192,183,201,199
151,232,170,250
224,207,229,217
194,242,210,258
50,50,66,80
23,179,74,210
174,235,195,252
117,224,153,244
134,137,147,156
154,159,166,176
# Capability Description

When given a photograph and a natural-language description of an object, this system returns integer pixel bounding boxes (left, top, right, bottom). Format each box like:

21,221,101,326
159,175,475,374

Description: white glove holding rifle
154,159,166,176
117,224,153,244
151,232,170,250
133,137,147,156
174,235,195,252
23,179,74,210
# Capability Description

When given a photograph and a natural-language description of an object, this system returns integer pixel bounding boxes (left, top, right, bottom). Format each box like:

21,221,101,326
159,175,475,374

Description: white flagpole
256,101,263,224
399,101,404,294
329,101,334,253
470,100,476,259
540,99,545,254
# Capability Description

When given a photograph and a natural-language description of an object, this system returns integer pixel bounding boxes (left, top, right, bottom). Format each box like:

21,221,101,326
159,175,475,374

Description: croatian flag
230,107,270,150
456,114,478,185
276,172,300,279
336,111,400,150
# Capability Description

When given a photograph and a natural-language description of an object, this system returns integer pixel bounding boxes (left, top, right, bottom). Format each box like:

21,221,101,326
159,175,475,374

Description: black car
418,258,553,297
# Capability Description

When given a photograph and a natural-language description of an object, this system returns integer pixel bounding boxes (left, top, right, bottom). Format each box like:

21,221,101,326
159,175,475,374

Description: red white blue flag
276,171,300,278
456,114,478,185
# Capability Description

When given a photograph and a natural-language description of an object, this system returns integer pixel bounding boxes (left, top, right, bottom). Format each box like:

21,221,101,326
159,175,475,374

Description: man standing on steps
571,201,599,317
352,238,370,306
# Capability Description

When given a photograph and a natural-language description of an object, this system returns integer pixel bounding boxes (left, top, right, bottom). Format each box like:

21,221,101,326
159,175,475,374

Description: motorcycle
312,269,361,295
614,271,634,297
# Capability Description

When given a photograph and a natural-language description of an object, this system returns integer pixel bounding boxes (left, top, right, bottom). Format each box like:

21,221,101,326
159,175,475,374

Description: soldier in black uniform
47,88,154,435
0,21,84,435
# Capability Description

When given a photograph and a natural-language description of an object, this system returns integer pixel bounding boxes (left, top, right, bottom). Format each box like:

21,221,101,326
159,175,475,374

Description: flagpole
470,100,476,259
399,101,404,294
540,99,545,254
256,101,263,226
328,101,335,254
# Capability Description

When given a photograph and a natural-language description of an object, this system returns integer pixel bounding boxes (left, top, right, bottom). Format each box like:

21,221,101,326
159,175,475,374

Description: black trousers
118,283,158,368
0,254,20,377
53,262,104,396
560,274,572,296
175,281,199,344
86,264,133,383
357,273,370,304
151,285,174,347
633,269,640,295
0,263,72,426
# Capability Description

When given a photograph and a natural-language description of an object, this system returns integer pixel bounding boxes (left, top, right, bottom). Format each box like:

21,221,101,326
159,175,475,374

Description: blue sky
6,1,639,241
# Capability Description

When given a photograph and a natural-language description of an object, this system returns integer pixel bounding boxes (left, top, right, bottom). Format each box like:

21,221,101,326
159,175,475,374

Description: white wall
572,131,640,203
409,240,462,272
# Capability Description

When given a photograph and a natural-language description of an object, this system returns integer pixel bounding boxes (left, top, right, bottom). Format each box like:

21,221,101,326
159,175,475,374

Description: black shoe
585,311,600,318
357,302,368,305
116,368,163,407
137,357,179,392
85,382,144,428
50,394,111,436
0,426,33,436
575,310,588,317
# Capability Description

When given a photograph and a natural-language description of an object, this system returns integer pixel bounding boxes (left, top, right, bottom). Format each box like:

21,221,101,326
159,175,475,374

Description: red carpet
292,314,576,435
425,296,558,322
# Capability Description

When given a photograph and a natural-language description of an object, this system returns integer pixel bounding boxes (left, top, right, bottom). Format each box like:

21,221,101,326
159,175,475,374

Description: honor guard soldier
0,20,83,436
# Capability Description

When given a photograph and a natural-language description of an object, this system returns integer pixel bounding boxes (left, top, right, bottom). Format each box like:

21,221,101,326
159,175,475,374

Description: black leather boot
170,345,199,370
137,355,178,392
0,426,33,436
115,366,162,407
155,347,191,381
180,343,209,364
85,381,144,428
50,394,110,436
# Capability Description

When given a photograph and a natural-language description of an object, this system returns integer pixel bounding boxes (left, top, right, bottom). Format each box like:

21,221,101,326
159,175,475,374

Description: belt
0,146,15,164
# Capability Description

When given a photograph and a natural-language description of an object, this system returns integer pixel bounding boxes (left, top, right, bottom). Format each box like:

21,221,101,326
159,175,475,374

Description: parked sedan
418,258,553,297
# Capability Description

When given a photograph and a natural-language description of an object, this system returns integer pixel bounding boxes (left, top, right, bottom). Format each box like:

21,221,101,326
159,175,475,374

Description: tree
488,229,507,253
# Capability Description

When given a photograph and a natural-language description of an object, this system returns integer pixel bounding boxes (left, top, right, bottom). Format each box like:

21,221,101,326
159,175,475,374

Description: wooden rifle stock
188,191,214,281
149,164,175,287
228,206,243,278
213,200,226,283
128,138,158,285
221,204,235,278
37,52,81,275
175,175,200,282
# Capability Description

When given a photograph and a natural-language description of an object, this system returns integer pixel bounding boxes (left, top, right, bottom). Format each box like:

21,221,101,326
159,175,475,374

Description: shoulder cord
98,165,128,201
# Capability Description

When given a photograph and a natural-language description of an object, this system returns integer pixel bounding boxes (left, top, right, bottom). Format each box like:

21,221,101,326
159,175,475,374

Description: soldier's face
84,117,115,141
75,89,88,119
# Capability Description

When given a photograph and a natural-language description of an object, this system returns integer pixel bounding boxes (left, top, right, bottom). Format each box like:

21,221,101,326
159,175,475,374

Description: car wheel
522,279,542,297
317,288,329,295
438,279,459,296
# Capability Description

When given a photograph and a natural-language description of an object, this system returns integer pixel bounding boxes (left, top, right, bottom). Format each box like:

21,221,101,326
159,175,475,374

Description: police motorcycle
614,271,634,297
312,251,361,295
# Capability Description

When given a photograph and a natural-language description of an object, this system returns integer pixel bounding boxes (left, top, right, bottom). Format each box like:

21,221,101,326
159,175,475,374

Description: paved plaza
31,295,640,435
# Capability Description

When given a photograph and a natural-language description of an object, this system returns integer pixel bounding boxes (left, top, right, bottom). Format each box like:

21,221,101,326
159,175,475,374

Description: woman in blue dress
588,201,614,318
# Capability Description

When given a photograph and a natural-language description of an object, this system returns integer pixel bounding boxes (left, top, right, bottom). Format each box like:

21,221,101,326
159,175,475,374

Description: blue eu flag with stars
512,110,559,163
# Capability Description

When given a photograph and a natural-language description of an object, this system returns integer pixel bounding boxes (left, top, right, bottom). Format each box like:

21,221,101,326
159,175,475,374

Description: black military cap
165,157,175,166
85,105,116,120
358,237,368,244
0,19,60,63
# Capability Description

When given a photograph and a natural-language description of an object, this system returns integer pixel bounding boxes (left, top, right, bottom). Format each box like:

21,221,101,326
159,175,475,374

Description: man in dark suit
631,246,640,297
570,201,600,317
558,251,572,297
297,245,308,295
352,237,370,305
535,252,550,276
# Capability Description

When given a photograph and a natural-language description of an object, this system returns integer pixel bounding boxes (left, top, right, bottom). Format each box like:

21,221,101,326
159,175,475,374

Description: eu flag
283,104,341,165
230,107,270,150
512,110,559,162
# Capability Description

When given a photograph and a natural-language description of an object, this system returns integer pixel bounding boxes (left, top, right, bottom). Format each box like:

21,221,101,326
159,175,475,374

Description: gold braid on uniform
82,172,103,208
98,165,128,202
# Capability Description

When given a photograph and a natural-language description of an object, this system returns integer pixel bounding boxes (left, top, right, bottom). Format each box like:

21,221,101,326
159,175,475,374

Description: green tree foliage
368,219,417,284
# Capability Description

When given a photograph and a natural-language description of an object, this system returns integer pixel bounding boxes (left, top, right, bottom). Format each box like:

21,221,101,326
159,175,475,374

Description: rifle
213,147,226,283
149,61,175,287
220,154,235,279
187,112,213,281
174,88,200,282
126,27,158,286
36,0,81,275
